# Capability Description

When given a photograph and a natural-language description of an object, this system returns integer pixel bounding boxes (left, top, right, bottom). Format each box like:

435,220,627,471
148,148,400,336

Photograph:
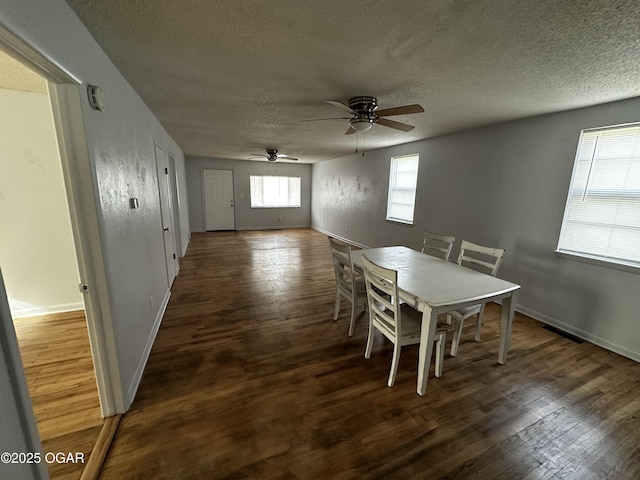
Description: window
557,123,640,268
250,175,301,208
386,154,420,224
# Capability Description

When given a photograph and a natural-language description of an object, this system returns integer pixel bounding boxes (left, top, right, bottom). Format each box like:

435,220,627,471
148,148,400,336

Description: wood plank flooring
99,229,640,479
13,310,104,480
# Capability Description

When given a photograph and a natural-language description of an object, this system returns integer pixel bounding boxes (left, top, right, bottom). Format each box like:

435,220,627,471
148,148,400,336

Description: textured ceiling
64,0,640,163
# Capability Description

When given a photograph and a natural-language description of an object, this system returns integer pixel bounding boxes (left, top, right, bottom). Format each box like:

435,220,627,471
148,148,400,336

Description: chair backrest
456,240,505,276
420,230,456,261
362,255,401,338
328,237,358,298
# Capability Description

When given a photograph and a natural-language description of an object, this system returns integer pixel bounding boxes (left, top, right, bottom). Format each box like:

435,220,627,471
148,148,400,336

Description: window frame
555,122,640,272
385,154,420,225
249,175,301,209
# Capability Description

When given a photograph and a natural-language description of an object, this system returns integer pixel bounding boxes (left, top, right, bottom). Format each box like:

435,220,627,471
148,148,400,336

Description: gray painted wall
312,96,640,362
0,0,190,410
186,157,311,232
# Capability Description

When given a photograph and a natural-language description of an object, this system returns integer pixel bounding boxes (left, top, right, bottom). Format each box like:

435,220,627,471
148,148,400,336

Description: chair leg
364,320,375,359
333,288,341,320
349,303,367,337
387,343,401,387
475,304,486,342
450,316,464,357
435,332,445,378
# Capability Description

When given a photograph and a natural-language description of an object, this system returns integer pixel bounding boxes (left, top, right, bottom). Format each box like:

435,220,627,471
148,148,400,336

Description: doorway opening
0,48,105,479
0,31,124,477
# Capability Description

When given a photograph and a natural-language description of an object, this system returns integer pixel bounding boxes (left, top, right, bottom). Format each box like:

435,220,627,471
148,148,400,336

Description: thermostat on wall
87,85,105,111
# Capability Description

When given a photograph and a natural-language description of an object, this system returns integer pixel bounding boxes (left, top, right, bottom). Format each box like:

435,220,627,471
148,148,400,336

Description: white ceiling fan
305,96,424,135
250,148,298,162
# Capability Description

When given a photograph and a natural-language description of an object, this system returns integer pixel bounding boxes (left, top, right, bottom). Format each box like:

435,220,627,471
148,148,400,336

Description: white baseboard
10,301,85,319
516,304,640,364
126,288,171,407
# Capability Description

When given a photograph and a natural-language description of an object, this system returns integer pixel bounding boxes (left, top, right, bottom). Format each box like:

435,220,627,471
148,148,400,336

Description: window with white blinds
386,154,420,224
250,175,301,208
557,123,640,268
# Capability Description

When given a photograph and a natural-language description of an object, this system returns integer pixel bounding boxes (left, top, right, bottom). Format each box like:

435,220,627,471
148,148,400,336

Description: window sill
386,218,414,227
250,206,300,209
554,250,640,274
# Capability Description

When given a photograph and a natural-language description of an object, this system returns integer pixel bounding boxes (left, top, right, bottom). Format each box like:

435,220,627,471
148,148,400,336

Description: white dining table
350,246,521,396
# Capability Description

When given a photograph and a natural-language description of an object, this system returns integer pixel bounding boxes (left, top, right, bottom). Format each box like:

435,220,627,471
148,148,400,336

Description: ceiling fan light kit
351,119,374,131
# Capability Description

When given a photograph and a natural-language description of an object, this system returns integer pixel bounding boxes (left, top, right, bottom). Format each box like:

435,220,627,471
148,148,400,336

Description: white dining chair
420,230,456,261
362,255,446,387
328,237,367,336
448,240,505,356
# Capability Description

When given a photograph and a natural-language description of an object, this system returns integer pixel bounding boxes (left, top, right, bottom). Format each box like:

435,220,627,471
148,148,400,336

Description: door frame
202,168,236,231
167,153,183,258
0,31,123,416
154,143,178,285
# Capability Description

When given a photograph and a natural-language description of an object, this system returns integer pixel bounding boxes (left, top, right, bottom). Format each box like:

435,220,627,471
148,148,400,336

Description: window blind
250,175,301,208
557,124,640,267
386,154,420,224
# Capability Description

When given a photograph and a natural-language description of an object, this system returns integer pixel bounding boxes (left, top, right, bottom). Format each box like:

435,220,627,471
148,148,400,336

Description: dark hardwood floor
99,229,640,479
14,310,104,480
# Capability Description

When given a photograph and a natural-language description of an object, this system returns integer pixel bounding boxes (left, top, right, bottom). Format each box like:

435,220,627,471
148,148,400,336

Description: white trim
9,302,85,319
516,304,640,364
554,250,640,274
48,83,124,416
0,23,80,84
126,288,171,407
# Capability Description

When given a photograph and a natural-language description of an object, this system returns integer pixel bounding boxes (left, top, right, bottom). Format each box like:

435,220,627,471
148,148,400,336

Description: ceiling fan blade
277,154,298,161
375,104,424,117
250,154,267,157
326,100,356,114
376,117,415,132
345,125,356,135
300,117,350,122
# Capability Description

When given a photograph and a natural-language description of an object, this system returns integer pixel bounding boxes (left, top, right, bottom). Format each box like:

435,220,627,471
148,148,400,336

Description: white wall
186,157,312,231
312,96,640,363
0,87,82,318
0,0,190,410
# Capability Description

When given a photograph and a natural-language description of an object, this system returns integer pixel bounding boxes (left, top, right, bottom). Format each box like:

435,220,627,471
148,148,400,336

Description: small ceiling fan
250,148,298,162
305,96,424,135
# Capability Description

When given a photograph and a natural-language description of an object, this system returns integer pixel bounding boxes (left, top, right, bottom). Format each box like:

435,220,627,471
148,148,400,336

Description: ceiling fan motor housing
348,96,378,130
266,148,279,161
349,96,377,118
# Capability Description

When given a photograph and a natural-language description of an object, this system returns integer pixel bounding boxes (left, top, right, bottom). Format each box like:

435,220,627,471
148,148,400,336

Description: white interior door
155,144,177,285
203,169,235,231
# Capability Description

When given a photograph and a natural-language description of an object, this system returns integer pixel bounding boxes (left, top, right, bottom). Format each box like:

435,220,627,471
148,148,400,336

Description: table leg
417,305,438,396
498,291,518,365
